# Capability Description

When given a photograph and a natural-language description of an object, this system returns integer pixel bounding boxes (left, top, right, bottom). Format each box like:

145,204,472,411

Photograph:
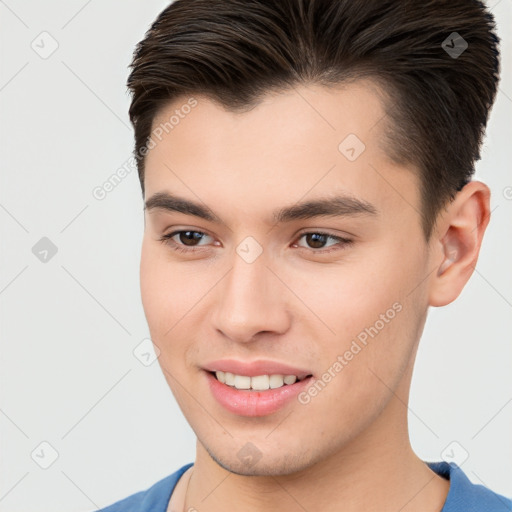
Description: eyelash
158,230,353,255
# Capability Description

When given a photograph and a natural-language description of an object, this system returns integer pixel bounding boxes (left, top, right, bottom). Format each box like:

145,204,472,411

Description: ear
428,181,491,307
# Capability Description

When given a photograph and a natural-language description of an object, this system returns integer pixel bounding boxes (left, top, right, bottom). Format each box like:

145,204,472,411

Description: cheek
139,240,184,337
290,247,418,339
294,239,428,376
139,242,196,394
139,239,213,350
140,241,163,329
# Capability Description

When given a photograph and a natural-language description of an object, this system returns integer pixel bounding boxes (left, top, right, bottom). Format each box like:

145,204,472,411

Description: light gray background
1,1,511,511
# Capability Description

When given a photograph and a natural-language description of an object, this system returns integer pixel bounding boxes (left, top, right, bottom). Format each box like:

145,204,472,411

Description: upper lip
203,359,312,380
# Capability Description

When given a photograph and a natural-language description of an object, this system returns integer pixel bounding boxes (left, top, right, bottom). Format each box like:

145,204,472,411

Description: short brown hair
127,0,500,237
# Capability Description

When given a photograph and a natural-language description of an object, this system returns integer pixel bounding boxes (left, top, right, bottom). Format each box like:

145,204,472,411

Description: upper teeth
215,371,300,390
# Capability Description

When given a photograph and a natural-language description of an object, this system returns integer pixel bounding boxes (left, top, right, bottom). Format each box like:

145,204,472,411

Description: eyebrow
144,191,378,224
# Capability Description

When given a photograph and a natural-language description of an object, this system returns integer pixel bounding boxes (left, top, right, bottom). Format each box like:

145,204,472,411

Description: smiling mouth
208,370,313,391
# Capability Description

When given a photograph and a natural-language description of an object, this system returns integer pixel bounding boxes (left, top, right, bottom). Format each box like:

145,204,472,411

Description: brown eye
304,233,329,249
295,232,353,253
178,230,205,246
159,230,213,253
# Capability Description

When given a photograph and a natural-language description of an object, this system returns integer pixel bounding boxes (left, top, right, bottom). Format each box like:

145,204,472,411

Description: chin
203,441,317,477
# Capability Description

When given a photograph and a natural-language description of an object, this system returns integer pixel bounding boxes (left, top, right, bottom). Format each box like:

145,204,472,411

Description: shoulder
97,463,194,512
427,461,512,512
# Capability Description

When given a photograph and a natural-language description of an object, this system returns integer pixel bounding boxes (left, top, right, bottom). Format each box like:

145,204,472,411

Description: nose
211,249,291,343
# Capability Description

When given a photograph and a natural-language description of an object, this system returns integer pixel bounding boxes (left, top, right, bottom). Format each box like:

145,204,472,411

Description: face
140,82,435,476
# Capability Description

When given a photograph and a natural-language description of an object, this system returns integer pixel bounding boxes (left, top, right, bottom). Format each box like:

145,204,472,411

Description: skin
139,81,490,512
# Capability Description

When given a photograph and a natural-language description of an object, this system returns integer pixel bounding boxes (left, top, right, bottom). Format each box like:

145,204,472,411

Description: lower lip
205,371,313,417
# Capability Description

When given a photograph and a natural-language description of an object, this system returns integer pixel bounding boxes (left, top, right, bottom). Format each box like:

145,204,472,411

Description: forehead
150,81,388,156
144,81,421,225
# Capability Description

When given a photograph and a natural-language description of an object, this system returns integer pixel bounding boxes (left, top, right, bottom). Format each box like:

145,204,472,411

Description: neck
184,391,449,512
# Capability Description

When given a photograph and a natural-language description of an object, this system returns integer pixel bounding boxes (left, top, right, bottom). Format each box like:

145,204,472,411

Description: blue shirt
98,461,512,511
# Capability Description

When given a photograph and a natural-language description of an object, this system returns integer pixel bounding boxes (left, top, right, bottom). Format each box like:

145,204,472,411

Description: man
100,0,511,510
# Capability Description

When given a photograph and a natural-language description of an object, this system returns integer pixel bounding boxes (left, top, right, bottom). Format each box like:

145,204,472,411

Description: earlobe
429,181,490,307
